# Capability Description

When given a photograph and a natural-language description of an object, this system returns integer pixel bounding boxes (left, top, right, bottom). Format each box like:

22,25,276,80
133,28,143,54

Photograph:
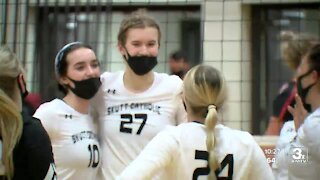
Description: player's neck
188,113,204,123
123,69,154,93
63,93,90,114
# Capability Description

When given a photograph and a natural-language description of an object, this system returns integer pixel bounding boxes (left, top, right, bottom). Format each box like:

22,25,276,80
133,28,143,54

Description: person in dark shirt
0,45,56,180
168,50,190,79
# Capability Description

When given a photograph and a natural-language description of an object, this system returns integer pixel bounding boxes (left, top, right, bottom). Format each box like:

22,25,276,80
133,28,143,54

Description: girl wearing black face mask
33,42,102,180
275,43,320,180
265,31,316,136
0,45,56,179
90,9,187,180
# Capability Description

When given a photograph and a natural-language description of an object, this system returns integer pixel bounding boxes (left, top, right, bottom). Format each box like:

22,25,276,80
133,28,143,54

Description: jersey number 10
88,144,100,168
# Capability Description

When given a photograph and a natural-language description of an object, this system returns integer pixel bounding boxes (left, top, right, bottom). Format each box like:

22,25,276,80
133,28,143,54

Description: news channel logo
289,146,308,163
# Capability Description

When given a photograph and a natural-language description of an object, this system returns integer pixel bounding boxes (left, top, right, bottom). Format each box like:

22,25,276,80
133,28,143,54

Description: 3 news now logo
289,146,308,163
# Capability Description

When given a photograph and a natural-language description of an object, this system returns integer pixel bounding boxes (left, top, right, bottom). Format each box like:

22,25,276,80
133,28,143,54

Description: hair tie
208,105,216,111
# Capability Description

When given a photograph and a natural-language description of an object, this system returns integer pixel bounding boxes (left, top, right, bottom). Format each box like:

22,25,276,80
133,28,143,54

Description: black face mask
297,69,316,112
124,50,158,76
68,77,101,99
17,75,29,99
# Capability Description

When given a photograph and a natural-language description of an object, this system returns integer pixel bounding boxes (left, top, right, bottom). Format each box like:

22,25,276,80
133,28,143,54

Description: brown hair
305,43,320,73
54,42,94,94
117,9,161,46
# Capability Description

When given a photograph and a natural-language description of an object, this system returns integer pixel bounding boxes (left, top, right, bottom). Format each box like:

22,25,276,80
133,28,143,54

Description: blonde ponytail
205,105,219,180
183,65,227,180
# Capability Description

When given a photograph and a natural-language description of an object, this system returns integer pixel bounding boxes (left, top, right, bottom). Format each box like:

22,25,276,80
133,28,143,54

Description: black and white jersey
118,122,274,180
34,99,100,180
91,71,187,179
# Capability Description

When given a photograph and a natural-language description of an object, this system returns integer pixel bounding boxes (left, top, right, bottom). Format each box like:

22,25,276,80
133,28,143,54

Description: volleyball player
275,43,320,179
0,45,56,179
91,10,187,179
118,65,274,180
34,42,101,179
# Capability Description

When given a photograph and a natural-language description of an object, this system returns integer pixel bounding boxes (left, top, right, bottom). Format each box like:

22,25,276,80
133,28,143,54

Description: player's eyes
91,61,100,68
75,65,85,71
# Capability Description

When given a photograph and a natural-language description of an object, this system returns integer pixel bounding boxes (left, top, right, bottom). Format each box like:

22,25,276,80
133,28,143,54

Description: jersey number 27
120,114,147,135
193,150,234,180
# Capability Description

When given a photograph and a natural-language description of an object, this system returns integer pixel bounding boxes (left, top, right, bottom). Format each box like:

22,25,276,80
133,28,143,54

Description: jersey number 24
193,150,234,180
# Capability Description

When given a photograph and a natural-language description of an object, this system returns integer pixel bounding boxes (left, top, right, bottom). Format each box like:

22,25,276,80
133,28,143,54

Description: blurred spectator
168,50,189,79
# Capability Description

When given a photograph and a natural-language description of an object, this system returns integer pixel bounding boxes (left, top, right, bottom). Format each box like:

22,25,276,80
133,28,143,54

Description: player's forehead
66,48,97,66
126,27,159,43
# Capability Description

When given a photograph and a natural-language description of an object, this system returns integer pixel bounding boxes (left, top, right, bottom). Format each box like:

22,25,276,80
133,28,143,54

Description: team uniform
272,121,296,179
117,122,274,180
34,99,100,180
92,71,187,179
0,112,56,180
275,107,320,180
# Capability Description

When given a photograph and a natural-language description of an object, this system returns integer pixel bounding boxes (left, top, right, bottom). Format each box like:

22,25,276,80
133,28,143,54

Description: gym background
1,0,319,140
